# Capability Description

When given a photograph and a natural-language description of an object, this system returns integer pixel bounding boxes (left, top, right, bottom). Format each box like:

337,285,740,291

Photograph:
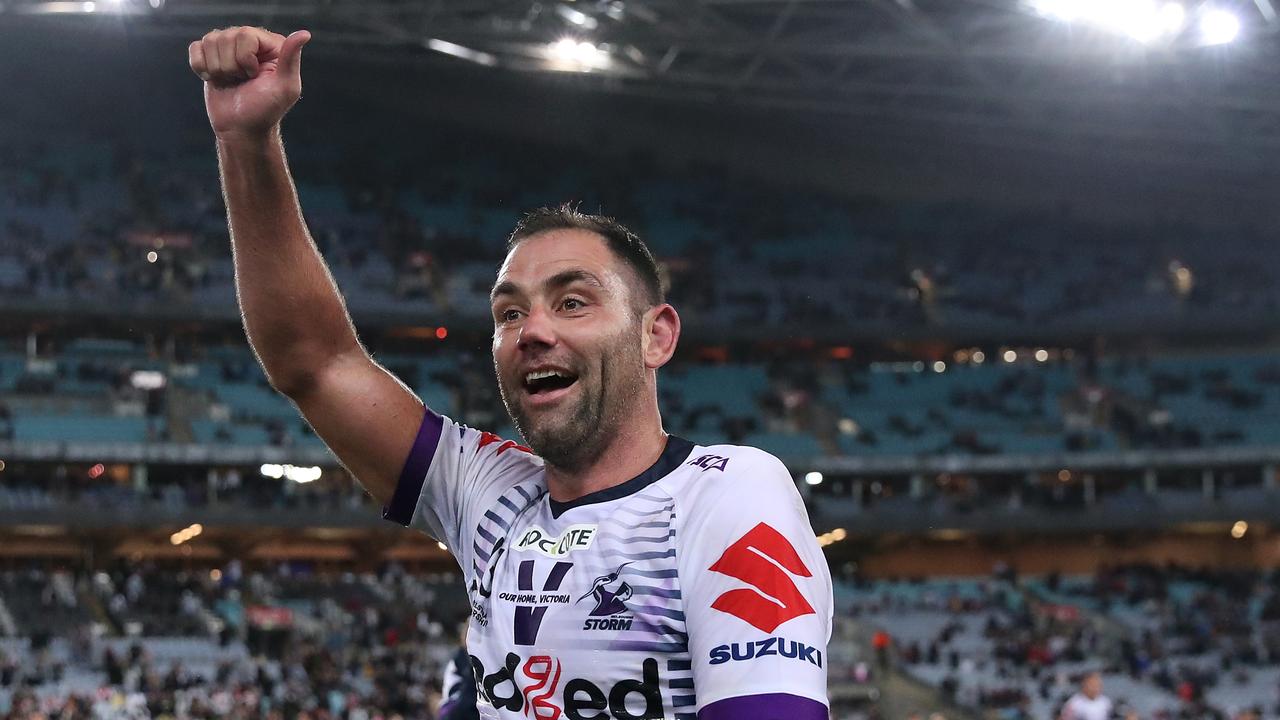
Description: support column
131,463,148,493
910,473,925,500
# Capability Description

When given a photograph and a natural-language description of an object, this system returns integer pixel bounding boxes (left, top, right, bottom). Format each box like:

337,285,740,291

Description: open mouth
522,369,579,397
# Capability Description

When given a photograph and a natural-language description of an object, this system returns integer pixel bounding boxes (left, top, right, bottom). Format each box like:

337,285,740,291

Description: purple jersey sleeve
382,409,543,556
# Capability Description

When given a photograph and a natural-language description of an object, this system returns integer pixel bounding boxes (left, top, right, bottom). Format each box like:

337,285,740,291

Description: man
1059,671,1113,720
189,26,831,719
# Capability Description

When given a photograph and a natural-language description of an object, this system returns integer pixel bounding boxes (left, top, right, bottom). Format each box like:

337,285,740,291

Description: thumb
278,30,311,79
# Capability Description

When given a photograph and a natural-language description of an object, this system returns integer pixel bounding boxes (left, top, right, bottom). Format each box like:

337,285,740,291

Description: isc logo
708,522,815,633
687,454,730,472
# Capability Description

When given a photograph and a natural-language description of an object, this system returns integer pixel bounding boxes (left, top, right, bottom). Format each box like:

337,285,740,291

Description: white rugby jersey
1062,693,1112,720
384,409,832,720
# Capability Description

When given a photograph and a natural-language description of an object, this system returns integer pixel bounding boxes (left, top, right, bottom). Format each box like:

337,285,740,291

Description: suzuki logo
707,522,815,633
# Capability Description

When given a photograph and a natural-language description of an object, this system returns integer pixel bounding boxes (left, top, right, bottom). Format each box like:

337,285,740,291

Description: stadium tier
3,117,1279,339
5,340,1280,463
2,564,1279,719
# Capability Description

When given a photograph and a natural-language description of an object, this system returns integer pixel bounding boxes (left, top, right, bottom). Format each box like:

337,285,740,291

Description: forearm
217,128,363,396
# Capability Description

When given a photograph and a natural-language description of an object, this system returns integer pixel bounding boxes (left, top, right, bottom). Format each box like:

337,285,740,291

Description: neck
543,396,667,503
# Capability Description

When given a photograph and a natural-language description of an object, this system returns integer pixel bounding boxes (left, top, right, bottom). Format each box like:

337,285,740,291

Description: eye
561,297,585,312
499,308,523,323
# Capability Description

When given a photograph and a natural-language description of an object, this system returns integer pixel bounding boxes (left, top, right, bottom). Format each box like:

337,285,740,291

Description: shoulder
680,442,793,486
677,442,796,499
671,442,807,528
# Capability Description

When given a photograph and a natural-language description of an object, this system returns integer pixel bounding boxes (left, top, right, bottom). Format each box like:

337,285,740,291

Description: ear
641,303,680,370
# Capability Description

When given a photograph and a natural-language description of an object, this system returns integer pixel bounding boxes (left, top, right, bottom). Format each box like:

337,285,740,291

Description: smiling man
191,25,831,720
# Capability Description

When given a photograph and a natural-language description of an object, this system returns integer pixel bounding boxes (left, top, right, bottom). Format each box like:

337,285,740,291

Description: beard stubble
498,325,647,471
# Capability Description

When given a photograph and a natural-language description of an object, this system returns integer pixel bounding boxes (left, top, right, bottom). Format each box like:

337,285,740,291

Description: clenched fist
189,26,311,139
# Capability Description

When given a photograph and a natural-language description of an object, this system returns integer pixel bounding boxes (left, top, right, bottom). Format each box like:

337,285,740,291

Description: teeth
526,370,566,383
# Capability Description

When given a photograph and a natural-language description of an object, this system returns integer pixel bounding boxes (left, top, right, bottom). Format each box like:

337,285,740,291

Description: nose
517,305,557,352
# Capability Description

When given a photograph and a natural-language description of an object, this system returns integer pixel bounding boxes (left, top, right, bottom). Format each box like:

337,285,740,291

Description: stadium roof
7,0,1280,157
6,0,1280,219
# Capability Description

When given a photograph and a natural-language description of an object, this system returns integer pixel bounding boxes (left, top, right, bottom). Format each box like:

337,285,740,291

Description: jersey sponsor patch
513,524,598,558
708,636,823,668
472,652,663,720
707,522,815,633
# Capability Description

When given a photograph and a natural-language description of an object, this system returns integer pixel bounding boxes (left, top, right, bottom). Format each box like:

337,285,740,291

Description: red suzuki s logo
708,522,815,633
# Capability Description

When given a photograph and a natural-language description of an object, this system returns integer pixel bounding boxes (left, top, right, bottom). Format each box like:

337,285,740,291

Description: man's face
490,229,649,469
1083,673,1102,698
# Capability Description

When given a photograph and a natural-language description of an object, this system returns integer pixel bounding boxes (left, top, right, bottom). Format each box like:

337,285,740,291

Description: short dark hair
507,204,666,311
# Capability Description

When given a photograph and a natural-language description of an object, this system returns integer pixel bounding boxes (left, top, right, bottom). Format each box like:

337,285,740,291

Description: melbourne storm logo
578,564,634,631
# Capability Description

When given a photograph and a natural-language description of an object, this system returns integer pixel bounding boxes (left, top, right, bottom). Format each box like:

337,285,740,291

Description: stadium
2,0,1280,718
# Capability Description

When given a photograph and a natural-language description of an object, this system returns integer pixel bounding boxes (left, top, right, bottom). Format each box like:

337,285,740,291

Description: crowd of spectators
846,564,1280,720
8,559,1280,718
0,561,460,719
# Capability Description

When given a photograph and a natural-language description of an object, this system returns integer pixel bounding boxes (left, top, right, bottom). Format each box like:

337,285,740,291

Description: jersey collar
548,435,695,518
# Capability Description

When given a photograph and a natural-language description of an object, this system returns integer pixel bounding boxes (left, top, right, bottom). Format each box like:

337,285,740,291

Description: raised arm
190,26,424,506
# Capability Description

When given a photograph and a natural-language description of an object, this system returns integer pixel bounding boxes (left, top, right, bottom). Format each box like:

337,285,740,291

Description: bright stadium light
1114,1,1164,41
170,523,203,546
283,465,322,484
260,463,320,483
1031,0,1083,21
1031,0,1190,43
933,361,946,373
1159,2,1186,34
1200,8,1240,45
130,370,166,390
424,39,498,67
555,4,599,30
804,471,824,486
547,38,611,71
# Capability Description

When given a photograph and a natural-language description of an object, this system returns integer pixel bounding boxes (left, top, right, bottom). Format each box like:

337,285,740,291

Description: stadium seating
6,339,1280,465
5,117,1280,339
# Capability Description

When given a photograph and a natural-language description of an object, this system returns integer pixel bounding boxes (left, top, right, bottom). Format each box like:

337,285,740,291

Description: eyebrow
490,268,605,303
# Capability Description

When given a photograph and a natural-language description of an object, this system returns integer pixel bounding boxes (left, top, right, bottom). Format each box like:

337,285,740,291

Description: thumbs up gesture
189,27,312,139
